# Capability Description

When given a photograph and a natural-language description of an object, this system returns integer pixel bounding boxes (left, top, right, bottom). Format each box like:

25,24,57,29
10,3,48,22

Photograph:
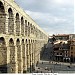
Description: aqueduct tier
0,0,48,73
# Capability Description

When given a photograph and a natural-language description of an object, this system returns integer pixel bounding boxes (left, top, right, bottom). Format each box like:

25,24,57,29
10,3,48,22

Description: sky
15,0,74,35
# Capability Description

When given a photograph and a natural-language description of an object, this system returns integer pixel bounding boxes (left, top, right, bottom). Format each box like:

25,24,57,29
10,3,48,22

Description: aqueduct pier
0,0,48,73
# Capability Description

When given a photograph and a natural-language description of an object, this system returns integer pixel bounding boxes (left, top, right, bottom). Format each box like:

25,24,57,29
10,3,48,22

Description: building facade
0,0,48,73
53,40,70,62
53,34,75,63
54,34,69,40
69,40,75,62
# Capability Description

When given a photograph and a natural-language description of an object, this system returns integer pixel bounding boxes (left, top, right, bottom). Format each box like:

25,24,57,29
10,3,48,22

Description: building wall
0,0,48,73
70,45,75,57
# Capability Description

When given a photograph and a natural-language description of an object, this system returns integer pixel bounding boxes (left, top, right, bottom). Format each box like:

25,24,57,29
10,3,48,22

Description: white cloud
51,0,74,7
26,10,68,24
15,0,74,35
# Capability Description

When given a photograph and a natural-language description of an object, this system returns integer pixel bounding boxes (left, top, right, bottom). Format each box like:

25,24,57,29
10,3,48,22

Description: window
66,54,67,56
71,52,73,54
71,47,73,50
57,53,59,55
60,53,62,55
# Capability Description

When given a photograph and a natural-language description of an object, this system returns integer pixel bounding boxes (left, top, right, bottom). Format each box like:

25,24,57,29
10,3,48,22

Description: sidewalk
40,60,75,66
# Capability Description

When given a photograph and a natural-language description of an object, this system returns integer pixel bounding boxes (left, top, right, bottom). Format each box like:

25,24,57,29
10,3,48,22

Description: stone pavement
34,60,75,73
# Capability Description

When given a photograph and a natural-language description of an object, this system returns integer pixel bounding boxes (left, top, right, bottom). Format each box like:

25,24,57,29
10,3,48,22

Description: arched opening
9,38,15,73
21,39,25,71
28,22,30,36
16,13,20,36
16,39,21,73
32,40,35,71
25,39,29,72
31,24,33,34
0,1,6,34
21,17,24,36
29,40,32,73
9,38,14,46
8,8,14,34
25,20,27,36
0,37,7,73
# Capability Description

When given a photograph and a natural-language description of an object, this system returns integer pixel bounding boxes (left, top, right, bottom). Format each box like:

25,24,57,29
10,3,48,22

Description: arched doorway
0,1,6,34
8,8,14,34
9,38,15,73
0,37,7,73
16,13,20,36
16,39,21,73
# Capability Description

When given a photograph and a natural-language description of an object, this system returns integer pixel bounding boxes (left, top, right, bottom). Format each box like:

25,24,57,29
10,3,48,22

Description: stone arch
21,39,25,71
0,1,6,34
32,26,34,34
30,39,33,72
25,20,27,36
32,40,35,70
26,39,27,43
0,37,7,73
21,17,24,36
25,39,29,71
16,39,20,45
28,22,30,36
16,38,21,73
8,8,14,34
9,38,14,46
31,24,33,33
28,39,31,72
16,13,20,36
33,26,35,35
9,38,15,73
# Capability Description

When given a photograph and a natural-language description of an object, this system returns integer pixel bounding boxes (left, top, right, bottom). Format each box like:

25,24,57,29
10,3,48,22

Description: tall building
0,0,48,73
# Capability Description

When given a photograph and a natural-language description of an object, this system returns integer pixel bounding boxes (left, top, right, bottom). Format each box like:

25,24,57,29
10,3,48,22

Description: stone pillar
9,46,16,73
5,13,8,34
22,44,25,71
24,22,25,36
30,43,32,72
28,43,30,72
7,46,11,73
15,46,18,73
26,44,30,72
17,44,23,73
19,19,21,36
33,41,36,69
24,44,27,72
21,45,23,73
13,13,16,35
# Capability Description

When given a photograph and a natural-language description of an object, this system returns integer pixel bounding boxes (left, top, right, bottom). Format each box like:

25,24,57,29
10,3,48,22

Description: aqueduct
0,0,48,73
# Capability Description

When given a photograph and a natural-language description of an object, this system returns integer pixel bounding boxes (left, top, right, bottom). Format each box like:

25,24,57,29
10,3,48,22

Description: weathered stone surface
0,0,48,73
